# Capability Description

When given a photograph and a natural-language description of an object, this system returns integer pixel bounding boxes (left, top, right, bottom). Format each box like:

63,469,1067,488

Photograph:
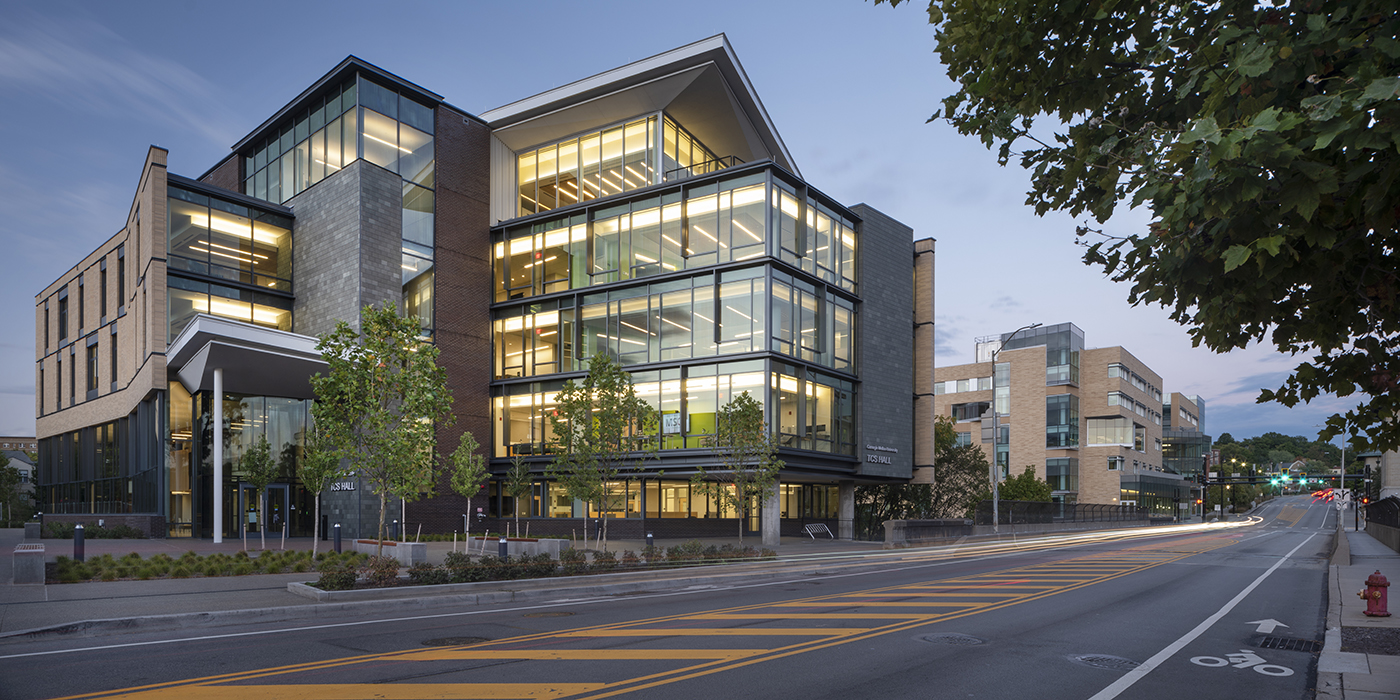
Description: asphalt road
0,495,1339,700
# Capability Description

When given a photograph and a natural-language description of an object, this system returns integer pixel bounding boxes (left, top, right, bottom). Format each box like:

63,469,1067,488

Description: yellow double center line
66,534,1240,700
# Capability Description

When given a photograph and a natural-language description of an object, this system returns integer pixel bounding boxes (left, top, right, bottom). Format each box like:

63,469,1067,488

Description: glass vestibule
190,391,314,539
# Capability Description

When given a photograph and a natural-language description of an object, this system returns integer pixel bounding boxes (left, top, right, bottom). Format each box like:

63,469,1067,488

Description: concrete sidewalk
0,527,884,638
1318,518,1400,700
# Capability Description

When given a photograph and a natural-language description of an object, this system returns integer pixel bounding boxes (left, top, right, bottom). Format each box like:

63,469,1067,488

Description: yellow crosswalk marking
404,649,765,661
98,684,608,700
558,628,868,637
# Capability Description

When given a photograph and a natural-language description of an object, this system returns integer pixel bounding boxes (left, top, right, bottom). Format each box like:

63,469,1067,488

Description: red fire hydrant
1358,571,1391,617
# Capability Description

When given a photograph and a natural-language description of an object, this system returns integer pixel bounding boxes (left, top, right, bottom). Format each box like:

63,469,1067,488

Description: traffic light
1195,498,1203,505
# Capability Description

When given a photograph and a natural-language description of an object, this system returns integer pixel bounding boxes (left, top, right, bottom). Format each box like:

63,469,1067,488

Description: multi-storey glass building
33,36,934,542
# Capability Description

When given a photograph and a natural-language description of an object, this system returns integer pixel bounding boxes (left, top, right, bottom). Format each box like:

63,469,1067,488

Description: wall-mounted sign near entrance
866,444,899,453
330,481,356,492
867,454,893,465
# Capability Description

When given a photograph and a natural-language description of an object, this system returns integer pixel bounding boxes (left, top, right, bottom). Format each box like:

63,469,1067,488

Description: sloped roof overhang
481,34,797,176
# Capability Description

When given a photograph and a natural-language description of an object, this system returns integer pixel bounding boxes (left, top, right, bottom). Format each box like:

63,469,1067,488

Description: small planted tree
997,466,1054,503
447,431,488,539
311,304,454,557
503,455,534,538
549,354,659,550
691,391,783,541
298,422,345,557
239,435,277,551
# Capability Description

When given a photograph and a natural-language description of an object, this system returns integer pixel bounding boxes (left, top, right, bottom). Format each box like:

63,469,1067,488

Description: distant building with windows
34,36,935,541
933,323,1197,517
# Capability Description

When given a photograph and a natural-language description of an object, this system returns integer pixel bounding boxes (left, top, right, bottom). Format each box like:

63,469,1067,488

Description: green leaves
876,0,1400,450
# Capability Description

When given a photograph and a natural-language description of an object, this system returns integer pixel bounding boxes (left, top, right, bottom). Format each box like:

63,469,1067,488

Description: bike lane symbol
1190,649,1294,677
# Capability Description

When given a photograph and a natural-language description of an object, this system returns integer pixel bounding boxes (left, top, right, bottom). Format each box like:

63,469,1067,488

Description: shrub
408,562,449,586
234,563,255,576
362,556,400,588
292,561,309,573
137,567,156,580
560,548,589,576
701,545,719,562
592,549,618,572
100,569,118,582
477,555,508,581
315,561,358,590
759,548,777,560
526,553,557,578
171,566,191,578
444,551,484,583
620,550,641,569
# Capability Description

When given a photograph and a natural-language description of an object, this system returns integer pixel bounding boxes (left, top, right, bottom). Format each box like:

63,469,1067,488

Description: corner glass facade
491,162,862,490
239,74,437,336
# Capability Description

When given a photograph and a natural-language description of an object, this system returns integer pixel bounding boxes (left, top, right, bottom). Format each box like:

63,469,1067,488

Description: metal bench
803,523,834,539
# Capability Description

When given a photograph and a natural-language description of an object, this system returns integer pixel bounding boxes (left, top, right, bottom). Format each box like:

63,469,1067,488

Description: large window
1046,458,1079,492
495,168,859,299
1087,417,1133,446
494,301,574,379
1046,394,1079,448
951,401,990,422
168,188,293,292
167,277,292,342
492,360,852,458
518,117,656,217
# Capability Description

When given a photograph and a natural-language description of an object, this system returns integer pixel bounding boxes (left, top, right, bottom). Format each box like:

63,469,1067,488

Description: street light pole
990,322,1041,534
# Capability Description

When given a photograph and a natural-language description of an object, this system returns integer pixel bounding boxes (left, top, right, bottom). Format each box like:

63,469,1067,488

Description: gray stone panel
289,163,365,338
287,161,405,339
850,204,914,479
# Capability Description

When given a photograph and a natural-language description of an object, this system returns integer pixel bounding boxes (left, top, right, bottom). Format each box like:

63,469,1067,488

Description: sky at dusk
0,0,1358,448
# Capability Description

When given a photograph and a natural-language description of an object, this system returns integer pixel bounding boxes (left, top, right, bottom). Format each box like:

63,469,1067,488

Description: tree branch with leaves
548,354,659,550
876,0,1400,450
691,391,784,540
311,304,454,557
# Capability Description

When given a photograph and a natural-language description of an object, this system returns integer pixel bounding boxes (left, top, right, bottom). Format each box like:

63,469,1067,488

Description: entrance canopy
167,314,326,400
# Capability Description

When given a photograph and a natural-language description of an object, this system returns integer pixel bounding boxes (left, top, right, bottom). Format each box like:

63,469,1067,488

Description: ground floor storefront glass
188,389,314,539
486,477,838,525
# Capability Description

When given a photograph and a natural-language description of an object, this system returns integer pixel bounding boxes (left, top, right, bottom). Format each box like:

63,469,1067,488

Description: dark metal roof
230,55,448,153
167,173,294,216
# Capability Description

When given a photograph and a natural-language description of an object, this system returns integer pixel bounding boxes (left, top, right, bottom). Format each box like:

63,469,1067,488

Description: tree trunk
377,492,387,558
312,492,321,558
259,491,267,551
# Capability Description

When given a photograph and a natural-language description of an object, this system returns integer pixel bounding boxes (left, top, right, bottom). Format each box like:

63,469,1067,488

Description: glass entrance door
238,484,289,535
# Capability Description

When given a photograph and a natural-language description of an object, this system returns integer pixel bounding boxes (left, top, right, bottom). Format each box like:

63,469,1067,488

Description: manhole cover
522,611,575,618
421,637,490,647
1070,654,1140,671
919,633,985,646
1260,636,1322,653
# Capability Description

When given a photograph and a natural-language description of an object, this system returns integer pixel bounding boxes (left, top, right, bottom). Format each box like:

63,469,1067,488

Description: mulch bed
1341,626,1400,656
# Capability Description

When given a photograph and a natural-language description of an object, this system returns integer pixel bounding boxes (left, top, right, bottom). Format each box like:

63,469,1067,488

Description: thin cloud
0,10,240,146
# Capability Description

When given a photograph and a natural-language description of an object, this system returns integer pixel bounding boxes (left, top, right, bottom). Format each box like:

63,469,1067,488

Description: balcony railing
663,155,744,183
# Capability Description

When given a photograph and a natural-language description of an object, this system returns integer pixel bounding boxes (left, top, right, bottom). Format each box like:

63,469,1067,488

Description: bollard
498,534,508,558
73,523,85,562
391,519,399,542
646,532,654,550
333,523,342,553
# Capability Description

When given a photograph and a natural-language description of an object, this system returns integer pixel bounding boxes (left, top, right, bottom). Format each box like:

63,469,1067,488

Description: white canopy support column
212,367,223,543
761,479,781,547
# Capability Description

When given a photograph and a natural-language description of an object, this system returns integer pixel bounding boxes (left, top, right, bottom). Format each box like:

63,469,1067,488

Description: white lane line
1087,533,1316,700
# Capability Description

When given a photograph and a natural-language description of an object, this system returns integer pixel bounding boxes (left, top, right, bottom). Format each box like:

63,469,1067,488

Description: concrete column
838,480,855,540
761,480,781,547
212,368,224,543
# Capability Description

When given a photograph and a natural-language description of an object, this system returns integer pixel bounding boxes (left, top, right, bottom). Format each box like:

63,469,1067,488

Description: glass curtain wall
192,392,314,539
518,117,657,217
491,360,852,459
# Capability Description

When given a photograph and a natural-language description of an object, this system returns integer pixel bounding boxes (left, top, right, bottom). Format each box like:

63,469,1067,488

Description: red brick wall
408,106,493,534
200,155,241,192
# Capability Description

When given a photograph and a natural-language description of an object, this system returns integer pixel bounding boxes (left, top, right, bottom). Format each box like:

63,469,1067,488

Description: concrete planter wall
464,537,570,559
13,543,45,585
353,540,427,566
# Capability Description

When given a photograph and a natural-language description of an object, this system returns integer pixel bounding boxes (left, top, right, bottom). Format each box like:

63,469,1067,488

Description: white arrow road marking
1088,533,1316,700
1247,619,1288,634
